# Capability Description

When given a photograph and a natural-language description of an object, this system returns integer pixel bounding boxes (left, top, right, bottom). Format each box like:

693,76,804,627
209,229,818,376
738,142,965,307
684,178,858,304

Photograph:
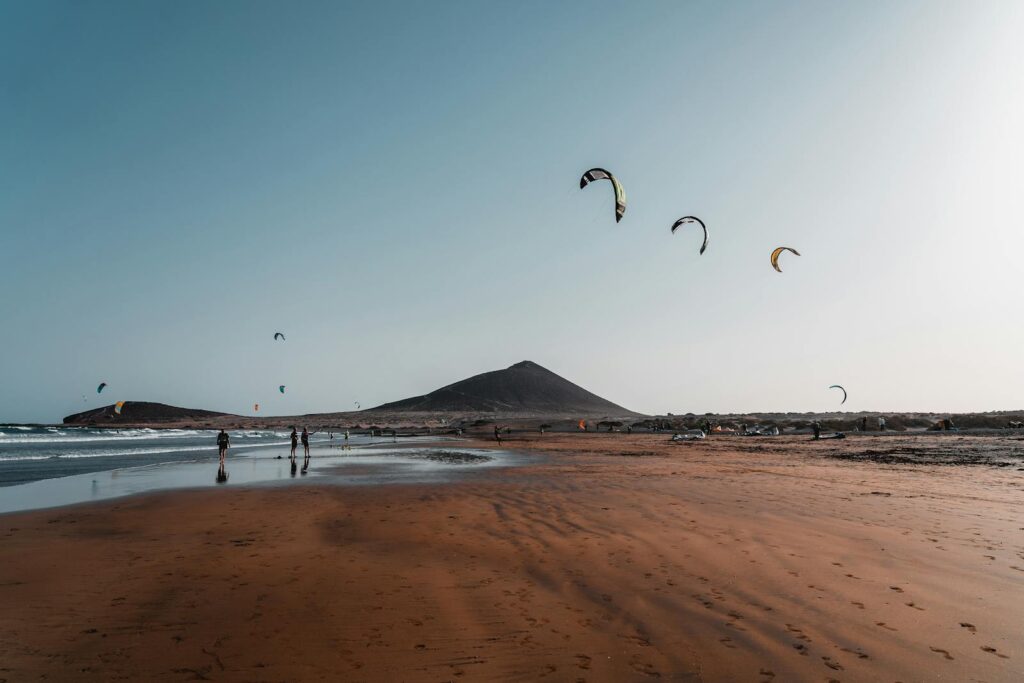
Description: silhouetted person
217,429,229,463
861,417,867,432
290,427,298,460
812,422,821,440
301,427,310,458
494,425,502,445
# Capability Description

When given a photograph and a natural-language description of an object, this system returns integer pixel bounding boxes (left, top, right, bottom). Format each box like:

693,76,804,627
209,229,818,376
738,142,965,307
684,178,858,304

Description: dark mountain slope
370,361,635,416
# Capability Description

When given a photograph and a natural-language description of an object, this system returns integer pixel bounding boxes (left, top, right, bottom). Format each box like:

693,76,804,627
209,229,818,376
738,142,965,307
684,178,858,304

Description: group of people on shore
215,426,313,481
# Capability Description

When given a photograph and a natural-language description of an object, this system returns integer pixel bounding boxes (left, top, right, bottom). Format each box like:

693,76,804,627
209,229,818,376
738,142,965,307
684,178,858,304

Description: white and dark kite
671,216,708,255
580,168,626,223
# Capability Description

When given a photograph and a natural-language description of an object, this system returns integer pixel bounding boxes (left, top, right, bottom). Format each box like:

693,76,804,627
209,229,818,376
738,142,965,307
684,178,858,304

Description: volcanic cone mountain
370,361,636,416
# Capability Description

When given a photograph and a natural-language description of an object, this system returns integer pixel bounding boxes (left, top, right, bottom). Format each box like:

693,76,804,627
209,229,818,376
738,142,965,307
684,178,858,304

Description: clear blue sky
2,0,1023,423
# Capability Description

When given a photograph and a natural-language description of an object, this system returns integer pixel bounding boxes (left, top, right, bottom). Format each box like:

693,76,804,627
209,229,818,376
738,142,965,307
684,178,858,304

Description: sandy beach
1,432,1021,682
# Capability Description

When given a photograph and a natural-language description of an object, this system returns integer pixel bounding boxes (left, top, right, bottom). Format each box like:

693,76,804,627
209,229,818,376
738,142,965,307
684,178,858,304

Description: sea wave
0,429,246,445
0,439,294,461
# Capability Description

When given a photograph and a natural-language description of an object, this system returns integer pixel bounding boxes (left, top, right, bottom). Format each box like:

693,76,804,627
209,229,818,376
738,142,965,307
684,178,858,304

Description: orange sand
0,433,1020,681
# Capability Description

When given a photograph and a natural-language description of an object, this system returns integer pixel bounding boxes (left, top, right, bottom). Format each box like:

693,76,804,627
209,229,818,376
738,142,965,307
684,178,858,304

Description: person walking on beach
812,422,821,440
878,416,886,431
301,427,310,458
290,427,298,460
217,429,229,463
494,425,502,445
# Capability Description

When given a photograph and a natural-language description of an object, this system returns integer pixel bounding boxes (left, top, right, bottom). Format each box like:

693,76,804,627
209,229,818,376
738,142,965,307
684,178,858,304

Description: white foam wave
0,440,294,461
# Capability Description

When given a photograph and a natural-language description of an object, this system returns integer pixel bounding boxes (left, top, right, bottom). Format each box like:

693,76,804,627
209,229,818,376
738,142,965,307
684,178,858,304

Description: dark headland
63,401,229,425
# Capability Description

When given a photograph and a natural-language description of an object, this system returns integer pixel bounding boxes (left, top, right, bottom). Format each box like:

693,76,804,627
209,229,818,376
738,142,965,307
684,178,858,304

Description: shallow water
0,442,525,515
0,426,348,487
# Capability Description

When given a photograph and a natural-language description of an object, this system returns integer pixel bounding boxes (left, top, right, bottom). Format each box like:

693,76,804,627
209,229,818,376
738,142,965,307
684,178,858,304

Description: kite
114,401,125,415
354,402,360,410
254,403,260,412
274,332,285,341
97,382,107,394
770,247,800,272
670,216,708,255
579,168,626,222
279,385,286,394
829,385,847,405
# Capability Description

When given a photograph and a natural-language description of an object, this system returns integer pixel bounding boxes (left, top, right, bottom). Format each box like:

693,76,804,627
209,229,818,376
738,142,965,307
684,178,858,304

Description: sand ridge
0,433,1020,681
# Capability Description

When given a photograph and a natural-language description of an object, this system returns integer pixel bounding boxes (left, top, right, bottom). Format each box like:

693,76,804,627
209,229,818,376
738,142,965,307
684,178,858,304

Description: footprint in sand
628,657,660,677
785,624,811,642
875,622,898,631
792,643,809,656
822,655,843,671
905,602,925,611
959,622,976,633
889,586,904,593
981,646,1009,659
929,646,954,660
719,636,737,649
575,654,592,670
758,668,775,681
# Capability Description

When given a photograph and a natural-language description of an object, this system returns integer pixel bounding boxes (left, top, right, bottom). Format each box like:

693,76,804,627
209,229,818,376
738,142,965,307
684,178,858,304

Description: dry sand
0,433,1021,681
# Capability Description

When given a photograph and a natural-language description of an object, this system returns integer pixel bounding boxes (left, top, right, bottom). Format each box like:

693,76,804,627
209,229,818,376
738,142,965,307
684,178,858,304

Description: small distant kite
354,402,361,410
670,216,708,255
580,168,626,223
279,385,286,394
829,385,847,405
578,419,586,431
254,403,260,412
274,332,286,341
97,382,107,394
770,247,800,273
114,401,125,415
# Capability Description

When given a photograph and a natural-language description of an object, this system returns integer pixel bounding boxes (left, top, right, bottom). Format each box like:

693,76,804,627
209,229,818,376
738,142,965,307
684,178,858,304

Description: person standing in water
301,427,310,458
217,429,229,463
290,427,298,460
494,425,502,445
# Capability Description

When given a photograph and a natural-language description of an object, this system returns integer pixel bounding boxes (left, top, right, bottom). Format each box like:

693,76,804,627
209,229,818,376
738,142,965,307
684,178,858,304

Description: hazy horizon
3,1,1023,423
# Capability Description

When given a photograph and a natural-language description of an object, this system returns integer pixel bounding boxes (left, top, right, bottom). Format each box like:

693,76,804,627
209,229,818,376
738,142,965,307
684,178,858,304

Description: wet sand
0,433,1021,681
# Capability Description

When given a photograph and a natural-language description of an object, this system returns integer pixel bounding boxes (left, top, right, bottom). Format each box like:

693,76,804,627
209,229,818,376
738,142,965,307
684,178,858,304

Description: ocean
0,426,336,487
0,426,521,515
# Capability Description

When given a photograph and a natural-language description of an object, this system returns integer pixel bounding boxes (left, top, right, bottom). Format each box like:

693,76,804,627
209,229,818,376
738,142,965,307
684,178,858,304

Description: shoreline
1,434,1021,681
0,439,526,516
